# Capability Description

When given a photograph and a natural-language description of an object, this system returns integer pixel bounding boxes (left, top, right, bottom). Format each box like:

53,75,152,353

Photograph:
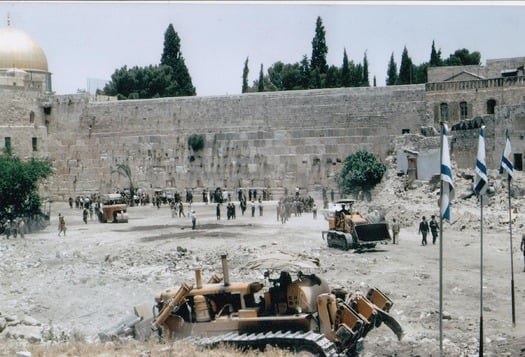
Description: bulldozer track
177,330,343,356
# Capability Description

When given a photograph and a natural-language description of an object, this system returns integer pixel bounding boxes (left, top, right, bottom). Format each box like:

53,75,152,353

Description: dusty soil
1,167,525,356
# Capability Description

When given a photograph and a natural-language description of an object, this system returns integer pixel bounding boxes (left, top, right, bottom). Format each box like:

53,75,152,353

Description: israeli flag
441,124,455,222
499,130,513,180
474,127,488,195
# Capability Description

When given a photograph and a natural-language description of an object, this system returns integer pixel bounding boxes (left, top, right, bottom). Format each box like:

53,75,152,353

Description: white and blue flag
441,124,455,222
474,127,488,195
499,129,513,180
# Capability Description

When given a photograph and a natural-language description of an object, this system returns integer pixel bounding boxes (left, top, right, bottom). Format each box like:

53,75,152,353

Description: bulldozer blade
375,308,404,341
354,223,391,243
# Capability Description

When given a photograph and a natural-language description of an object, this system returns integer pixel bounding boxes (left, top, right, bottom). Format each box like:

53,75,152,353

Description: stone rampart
42,86,427,200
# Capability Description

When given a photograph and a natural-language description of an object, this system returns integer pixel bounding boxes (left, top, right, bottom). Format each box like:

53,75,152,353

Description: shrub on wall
188,134,205,151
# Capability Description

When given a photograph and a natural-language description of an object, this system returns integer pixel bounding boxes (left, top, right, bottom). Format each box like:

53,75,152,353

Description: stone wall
42,86,427,200
2,66,525,202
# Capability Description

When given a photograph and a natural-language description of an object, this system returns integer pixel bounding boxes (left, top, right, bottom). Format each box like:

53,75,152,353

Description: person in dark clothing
520,234,525,272
418,216,429,246
216,203,221,220
429,215,439,244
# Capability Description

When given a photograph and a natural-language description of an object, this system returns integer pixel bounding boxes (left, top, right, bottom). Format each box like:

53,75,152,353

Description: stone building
0,23,523,201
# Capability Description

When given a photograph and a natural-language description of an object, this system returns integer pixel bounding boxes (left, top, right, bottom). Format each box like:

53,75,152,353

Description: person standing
17,218,25,239
58,213,66,237
178,201,185,217
391,218,400,244
83,208,89,224
216,203,221,220
418,216,429,246
429,215,439,244
258,198,263,216
191,210,197,230
251,200,256,217
520,233,525,272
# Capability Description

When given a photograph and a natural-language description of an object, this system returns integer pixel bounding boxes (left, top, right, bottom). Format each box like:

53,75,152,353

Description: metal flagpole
479,195,484,356
439,122,444,356
508,177,516,326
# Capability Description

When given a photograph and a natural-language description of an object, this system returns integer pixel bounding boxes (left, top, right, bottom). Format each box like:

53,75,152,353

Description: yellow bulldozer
109,254,403,356
322,200,391,251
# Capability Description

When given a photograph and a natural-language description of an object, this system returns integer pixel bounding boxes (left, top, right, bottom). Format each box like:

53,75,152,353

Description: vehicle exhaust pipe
195,268,203,289
221,254,230,286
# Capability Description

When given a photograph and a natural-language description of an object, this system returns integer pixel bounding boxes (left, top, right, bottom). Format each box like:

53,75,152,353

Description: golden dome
0,25,48,72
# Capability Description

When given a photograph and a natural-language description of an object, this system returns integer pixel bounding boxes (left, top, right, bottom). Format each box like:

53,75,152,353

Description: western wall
1,19,524,202
3,70,525,202
44,85,427,200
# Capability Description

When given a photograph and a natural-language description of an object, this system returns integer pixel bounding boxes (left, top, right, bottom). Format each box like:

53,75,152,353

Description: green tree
160,24,196,96
412,62,428,83
386,53,398,86
188,134,205,151
337,150,386,199
258,64,265,92
242,57,249,93
341,49,351,87
429,40,442,66
310,67,322,89
361,51,370,86
112,163,136,207
350,62,362,87
444,48,481,66
0,154,52,222
299,55,311,89
325,65,340,88
310,16,328,74
398,46,413,84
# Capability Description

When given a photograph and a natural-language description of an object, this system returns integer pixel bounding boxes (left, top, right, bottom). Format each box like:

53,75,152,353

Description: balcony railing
426,76,525,91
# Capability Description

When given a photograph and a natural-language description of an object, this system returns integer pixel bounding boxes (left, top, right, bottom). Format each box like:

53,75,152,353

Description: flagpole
479,195,484,356
508,176,516,326
439,122,444,356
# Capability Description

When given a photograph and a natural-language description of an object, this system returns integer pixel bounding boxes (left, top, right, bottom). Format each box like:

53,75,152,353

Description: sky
2,1,525,96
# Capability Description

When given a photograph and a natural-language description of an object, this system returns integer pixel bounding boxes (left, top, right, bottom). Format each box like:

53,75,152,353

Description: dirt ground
1,168,525,356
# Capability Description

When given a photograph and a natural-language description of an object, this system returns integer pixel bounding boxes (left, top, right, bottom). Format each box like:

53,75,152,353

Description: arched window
460,101,468,120
440,103,449,121
487,99,496,114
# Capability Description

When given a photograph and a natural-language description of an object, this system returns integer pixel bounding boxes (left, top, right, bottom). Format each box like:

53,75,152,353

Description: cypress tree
341,49,351,87
361,51,370,87
258,64,264,92
429,40,442,67
242,57,249,93
160,24,195,96
398,46,413,85
386,52,398,86
310,16,328,74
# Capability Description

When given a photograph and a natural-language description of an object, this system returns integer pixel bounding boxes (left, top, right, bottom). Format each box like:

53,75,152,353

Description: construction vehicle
322,200,391,251
97,194,128,223
118,254,403,356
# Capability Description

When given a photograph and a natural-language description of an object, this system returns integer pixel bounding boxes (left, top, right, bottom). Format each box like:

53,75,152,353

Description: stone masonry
1,58,525,201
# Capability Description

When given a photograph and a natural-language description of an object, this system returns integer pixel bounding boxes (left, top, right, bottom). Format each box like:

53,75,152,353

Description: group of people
389,214,440,246
418,215,440,246
3,217,26,239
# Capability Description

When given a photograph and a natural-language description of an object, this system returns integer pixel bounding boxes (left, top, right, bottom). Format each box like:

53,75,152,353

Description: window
460,101,468,120
29,111,35,123
487,99,496,114
5,137,11,152
440,103,449,121
32,137,38,151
